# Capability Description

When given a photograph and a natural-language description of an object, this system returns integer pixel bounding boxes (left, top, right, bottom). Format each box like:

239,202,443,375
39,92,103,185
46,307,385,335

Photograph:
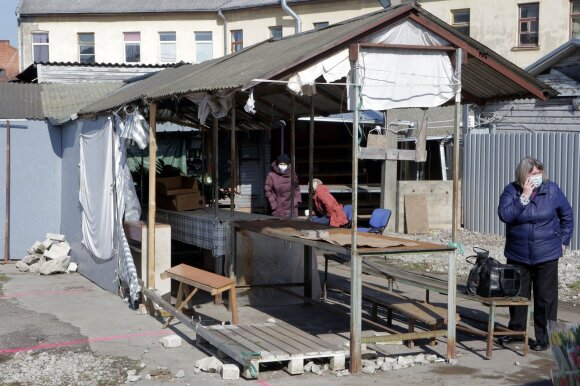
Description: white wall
419,0,572,68
19,0,387,68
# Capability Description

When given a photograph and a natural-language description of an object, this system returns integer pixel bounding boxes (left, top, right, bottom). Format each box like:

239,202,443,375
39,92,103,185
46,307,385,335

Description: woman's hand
522,177,534,197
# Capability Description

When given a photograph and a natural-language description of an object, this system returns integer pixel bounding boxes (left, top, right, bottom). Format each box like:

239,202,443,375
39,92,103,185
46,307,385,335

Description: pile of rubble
15,233,77,275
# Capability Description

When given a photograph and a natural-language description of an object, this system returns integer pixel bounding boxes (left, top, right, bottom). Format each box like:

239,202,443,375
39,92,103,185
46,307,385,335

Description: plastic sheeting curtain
79,115,143,303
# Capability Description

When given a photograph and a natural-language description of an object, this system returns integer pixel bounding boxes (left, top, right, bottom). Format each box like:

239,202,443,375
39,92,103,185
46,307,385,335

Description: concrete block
159,334,181,348
28,241,46,254
301,230,318,238
44,244,70,260
16,261,30,272
42,239,53,249
67,262,78,272
29,263,40,274
46,233,66,241
221,364,239,380
316,230,329,238
39,256,70,275
22,254,41,265
286,359,304,375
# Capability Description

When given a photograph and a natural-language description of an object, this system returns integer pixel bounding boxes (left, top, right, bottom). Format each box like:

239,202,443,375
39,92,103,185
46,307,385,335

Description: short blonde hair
515,156,544,187
312,178,323,190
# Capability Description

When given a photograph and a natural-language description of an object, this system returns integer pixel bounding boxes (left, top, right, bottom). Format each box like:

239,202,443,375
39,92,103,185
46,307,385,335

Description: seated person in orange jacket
309,179,349,227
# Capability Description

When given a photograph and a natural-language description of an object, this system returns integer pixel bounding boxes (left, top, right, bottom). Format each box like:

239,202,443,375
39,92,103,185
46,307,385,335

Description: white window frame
194,31,213,63
78,33,95,64
124,32,141,63
518,3,539,47
269,26,283,39
159,31,176,63
231,30,243,53
31,32,49,63
451,9,470,36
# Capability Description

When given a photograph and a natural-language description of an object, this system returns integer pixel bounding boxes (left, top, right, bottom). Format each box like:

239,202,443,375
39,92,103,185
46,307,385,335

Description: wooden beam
147,102,158,289
359,147,419,161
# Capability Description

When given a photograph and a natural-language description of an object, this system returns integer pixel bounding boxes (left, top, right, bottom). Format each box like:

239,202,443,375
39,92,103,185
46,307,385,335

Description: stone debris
175,369,185,378
194,356,223,373
354,354,443,373
159,335,182,348
126,370,141,382
46,233,66,241
303,361,313,372
310,363,323,375
335,369,350,377
221,364,240,380
18,234,75,276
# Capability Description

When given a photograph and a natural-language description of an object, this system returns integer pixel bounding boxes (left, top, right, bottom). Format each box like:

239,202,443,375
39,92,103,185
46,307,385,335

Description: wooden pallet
195,322,347,378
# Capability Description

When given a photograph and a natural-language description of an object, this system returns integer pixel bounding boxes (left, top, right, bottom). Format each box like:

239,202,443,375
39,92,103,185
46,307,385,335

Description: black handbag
465,247,523,297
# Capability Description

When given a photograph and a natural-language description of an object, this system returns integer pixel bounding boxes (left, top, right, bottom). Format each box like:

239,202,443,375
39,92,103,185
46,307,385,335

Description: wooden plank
234,325,292,358
196,327,251,367
273,323,343,352
253,324,318,356
359,147,417,161
206,325,272,359
404,194,429,234
267,324,332,354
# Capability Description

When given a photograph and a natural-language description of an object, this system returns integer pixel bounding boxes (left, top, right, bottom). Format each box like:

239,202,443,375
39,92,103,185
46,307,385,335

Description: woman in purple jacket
497,156,573,351
265,154,301,218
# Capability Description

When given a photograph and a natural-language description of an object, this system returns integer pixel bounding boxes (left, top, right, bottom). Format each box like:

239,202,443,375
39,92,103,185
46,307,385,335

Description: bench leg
371,303,378,322
229,286,239,324
486,304,496,359
323,256,329,300
163,285,198,328
429,325,438,346
426,289,430,304
407,319,415,349
387,308,393,327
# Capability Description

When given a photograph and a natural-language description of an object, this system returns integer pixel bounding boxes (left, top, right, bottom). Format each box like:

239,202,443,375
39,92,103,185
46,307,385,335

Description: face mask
278,164,288,172
529,175,543,188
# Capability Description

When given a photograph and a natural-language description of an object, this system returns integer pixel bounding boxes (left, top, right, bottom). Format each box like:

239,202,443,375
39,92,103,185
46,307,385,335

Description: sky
0,0,20,47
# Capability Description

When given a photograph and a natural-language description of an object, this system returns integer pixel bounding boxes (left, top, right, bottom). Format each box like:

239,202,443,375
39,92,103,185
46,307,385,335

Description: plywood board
404,194,429,234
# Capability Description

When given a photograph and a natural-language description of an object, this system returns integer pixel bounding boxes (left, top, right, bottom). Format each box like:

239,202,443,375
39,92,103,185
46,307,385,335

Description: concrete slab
0,258,571,386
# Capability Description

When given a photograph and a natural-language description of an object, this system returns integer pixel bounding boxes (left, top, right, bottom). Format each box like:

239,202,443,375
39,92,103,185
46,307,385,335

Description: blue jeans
308,215,330,225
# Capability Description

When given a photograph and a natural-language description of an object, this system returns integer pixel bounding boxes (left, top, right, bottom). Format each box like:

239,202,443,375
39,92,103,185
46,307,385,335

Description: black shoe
530,342,550,351
496,335,525,345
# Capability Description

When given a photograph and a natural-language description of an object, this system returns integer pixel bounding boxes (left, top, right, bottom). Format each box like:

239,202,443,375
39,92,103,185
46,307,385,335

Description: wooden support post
290,95,296,219
349,45,362,374
3,120,10,264
147,102,157,289
380,112,397,232
230,96,237,280
308,96,314,216
213,117,219,218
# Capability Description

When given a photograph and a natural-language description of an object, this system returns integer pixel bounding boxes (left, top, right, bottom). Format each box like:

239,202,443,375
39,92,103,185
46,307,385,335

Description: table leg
524,302,531,356
304,246,313,299
486,304,496,359
229,285,239,324
323,256,328,300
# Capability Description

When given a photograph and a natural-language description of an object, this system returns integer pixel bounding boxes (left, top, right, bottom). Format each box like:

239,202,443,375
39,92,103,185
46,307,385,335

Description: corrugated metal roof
0,82,123,122
41,83,123,123
526,39,580,76
80,4,556,116
0,83,43,120
18,0,310,15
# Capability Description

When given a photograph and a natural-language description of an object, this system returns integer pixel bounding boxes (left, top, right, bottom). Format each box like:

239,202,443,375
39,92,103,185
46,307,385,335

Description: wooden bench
160,263,238,326
324,254,531,358
327,279,457,348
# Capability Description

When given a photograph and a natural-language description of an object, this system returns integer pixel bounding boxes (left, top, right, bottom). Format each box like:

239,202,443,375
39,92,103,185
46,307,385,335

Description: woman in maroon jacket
310,179,349,227
264,154,301,217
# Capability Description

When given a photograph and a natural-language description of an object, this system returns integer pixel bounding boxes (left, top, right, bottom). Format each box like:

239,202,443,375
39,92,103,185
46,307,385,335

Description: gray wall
0,119,62,260
464,132,580,250
60,117,117,294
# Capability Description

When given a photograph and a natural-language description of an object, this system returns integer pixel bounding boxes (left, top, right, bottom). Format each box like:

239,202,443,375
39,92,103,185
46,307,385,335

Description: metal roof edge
526,39,580,76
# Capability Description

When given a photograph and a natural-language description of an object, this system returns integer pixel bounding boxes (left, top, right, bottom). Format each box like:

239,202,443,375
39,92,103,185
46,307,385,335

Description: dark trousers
506,258,559,345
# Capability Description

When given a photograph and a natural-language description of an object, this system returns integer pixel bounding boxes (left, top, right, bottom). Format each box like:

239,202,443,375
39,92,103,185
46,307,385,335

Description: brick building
0,41,19,81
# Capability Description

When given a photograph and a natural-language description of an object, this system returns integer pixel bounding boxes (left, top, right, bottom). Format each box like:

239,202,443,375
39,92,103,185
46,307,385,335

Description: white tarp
79,119,115,260
80,116,143,302
287,19,455,110
185,90,235,125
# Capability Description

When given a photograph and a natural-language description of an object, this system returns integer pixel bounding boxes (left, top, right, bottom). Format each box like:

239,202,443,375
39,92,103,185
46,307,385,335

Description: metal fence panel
464,132,580,250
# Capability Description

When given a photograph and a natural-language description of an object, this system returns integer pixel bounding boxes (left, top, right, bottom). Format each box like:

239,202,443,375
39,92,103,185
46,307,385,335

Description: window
78,33,95,63
571,1,580,38
159,32,176,63
518,3,539,46
0,68,6,78
451,9,470,36
195,31,213,63
124,32,141,62
313,22,329,30
269,26,283,39
32,32,49,63
231,30,243,53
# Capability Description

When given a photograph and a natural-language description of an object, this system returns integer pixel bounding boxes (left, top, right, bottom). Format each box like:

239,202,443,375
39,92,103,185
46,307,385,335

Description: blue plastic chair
342,205,353,224
358,208,391,234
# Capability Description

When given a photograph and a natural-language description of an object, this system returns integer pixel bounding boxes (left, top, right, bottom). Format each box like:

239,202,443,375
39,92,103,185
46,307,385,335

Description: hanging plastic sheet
287,19,454,110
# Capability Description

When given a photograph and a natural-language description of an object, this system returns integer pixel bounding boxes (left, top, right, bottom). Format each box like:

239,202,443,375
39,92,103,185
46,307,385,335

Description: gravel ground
385,229,580,304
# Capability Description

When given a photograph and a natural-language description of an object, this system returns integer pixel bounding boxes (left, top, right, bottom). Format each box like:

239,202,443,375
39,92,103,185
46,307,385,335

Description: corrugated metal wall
464,132,580,250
